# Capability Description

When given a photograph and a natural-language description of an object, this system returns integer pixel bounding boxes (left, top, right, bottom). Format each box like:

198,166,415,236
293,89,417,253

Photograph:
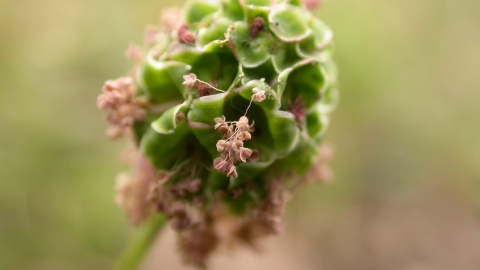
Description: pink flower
252,87,266,102
214,158,229,173
238,147,252,162
216,140,227,152
182,73,197,88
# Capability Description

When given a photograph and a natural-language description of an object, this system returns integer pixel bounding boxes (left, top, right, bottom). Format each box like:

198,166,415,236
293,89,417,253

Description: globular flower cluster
97,77,147,139
99,0,338,267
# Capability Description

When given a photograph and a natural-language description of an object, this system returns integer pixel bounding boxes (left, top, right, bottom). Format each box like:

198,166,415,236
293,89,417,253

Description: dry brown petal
182,73,197,88
175,112,185,124
214,115,226,124
215,122,227,131
217,125,229,134
238,130,251,141
214,157,226,171
118,104,133,116
227,165,238,178
216,140,227,152
125,44,144,63
235,140,243,148
106,112,121,124
239,147,253,162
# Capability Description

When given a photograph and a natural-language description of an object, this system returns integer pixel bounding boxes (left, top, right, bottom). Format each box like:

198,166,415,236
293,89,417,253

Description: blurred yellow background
1,0,479,269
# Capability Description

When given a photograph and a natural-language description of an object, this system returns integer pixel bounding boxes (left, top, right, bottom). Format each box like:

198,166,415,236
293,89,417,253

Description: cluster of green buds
99,0,337,267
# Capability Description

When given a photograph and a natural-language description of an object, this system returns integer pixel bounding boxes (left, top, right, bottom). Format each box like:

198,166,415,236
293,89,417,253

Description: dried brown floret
144,25,160,46
252,87,266,102
249,17,265,38
289,95,306,122
178,24,196,44
197,81,217,97
183,73,197,88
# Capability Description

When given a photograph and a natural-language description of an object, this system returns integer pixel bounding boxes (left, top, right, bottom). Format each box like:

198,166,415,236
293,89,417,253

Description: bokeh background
1,0,479,269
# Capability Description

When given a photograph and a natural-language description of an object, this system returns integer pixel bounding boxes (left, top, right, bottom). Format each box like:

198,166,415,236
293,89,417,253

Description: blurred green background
1,0,479,269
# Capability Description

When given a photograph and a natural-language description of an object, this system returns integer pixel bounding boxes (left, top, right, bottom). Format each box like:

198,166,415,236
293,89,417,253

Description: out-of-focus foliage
0,0,479,270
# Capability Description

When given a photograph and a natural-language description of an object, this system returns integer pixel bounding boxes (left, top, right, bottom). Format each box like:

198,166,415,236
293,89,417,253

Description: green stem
115,214,166,270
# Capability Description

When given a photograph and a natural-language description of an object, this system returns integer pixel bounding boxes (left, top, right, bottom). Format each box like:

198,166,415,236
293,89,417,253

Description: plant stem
115,214,166,270
196,79,226,92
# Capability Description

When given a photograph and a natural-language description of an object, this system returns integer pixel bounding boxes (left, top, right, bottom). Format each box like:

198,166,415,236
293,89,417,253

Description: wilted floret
183,73,197,88
178,24,196,44
249,17,265,37
252,87,266,102
98,77,146,139
214,115,257,178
